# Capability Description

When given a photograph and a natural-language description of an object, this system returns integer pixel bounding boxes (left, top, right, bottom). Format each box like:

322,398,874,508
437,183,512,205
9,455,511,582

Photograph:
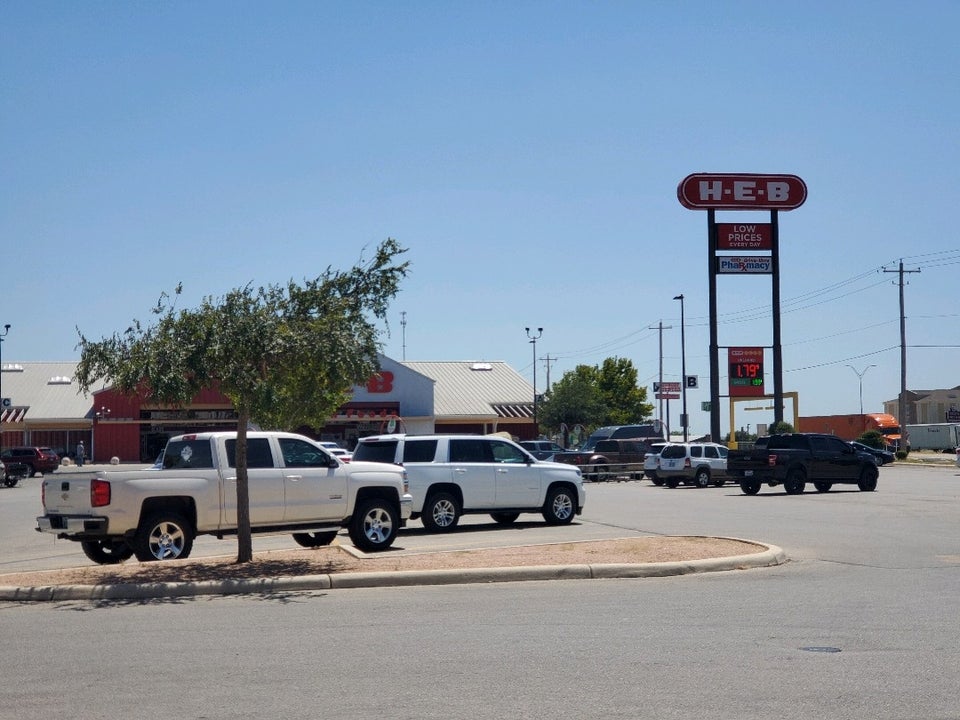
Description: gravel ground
0,536,763,589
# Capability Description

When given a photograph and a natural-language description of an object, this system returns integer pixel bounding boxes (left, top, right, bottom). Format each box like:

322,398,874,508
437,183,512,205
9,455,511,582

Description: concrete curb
0,543,787,603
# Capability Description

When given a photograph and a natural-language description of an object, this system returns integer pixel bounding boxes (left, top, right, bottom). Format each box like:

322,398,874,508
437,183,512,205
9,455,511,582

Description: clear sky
2,1,958,436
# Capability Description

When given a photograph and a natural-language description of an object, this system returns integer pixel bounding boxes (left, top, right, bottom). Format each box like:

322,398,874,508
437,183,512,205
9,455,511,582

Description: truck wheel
713,476,725,488
81,539,134,565
784,470,806,495
740,480,762,495
292,531,338,547
665,476,679,489
593,462,610,482
3,475,17,488
694,468,711,488
814,482,833,493
348,498,399,551
422,492,461,532
133,512,194,562
490,512,520,525
858,466,879,492
542,486,576,525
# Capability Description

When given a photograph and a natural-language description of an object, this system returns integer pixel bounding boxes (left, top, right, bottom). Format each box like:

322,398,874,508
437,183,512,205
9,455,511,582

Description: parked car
658,442,729,488
319,441,352,462
2,459,30,487
849,441,895,466
352,434,585,532
643,442,669,485
519,440,566,461
1,446,60,476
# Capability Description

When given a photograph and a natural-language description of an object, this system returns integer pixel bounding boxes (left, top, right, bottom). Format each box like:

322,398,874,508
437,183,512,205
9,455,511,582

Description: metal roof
1,362,106,421
401,361,534,420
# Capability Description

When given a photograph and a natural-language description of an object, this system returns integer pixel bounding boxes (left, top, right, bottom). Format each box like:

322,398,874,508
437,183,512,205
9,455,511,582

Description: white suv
642,442,669,485
352,434,586,532
657,442,729,488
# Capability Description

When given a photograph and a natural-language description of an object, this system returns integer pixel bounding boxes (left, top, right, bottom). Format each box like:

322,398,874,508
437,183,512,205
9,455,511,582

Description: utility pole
674,294,688,442
883,260,920,439
540,354,557,395
525,327,543,429
648,321,673,429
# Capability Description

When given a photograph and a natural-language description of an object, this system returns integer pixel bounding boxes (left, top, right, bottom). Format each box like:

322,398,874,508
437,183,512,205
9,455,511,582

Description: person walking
76,440,85,467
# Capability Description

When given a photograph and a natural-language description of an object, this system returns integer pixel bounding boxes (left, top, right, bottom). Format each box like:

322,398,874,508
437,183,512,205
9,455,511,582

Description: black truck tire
858,465,879,492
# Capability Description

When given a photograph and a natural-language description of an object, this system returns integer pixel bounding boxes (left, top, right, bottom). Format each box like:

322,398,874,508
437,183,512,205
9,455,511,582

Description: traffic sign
685,375,698,389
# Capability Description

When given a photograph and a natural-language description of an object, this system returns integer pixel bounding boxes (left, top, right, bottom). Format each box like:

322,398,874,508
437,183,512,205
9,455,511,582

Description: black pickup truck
726,433,880,495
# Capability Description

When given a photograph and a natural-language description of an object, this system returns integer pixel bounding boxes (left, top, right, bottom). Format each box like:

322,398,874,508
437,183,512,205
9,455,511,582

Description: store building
1,356,536,463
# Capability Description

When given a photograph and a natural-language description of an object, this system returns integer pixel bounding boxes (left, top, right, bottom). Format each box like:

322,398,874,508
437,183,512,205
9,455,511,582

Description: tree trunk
235,407,253,563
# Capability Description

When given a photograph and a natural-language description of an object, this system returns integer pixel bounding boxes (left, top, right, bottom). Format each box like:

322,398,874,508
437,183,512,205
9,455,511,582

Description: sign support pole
771,209,784,425
707,209,721,442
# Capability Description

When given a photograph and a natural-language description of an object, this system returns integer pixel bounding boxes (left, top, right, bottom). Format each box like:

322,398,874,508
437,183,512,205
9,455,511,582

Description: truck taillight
90,479,111,507
768,454,777,466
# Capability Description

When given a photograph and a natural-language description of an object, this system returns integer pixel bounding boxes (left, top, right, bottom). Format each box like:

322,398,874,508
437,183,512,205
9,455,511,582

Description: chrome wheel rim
364,507,394,544
148,521,186,560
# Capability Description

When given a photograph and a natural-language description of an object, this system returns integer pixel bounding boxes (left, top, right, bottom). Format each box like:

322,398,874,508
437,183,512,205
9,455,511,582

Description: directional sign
678,173,807,210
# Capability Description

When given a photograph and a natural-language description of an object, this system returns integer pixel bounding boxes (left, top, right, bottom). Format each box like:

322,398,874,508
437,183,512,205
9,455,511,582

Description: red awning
0,407,28,423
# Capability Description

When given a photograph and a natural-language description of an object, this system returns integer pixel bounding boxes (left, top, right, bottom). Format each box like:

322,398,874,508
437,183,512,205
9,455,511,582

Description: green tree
537,367,606,439
596,357,653,425
75,239,409,563
856,429,886,449
768,420,795,434
537,357,654,441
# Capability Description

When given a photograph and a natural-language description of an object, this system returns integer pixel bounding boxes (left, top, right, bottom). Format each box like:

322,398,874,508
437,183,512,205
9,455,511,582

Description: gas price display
728,347,765,397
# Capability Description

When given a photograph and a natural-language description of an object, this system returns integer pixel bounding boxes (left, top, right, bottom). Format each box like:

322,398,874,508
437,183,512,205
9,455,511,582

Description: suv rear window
353,440,400,464
402,439,437,463
660,445,687,459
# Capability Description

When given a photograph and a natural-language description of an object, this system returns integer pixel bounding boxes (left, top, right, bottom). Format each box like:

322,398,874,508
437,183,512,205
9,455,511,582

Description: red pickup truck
553,438,654,481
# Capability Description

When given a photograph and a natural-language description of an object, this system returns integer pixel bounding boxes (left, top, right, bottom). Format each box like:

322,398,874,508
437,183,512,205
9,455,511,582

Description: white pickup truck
37,431,412,564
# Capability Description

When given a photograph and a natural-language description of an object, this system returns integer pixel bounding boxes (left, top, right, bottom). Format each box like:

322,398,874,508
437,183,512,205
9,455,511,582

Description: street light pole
0,324,9,412
673,295,688,442
846,364,877,431
525,327,543,431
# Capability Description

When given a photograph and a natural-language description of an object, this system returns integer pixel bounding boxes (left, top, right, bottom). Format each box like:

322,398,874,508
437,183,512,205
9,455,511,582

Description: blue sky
2,1,958,436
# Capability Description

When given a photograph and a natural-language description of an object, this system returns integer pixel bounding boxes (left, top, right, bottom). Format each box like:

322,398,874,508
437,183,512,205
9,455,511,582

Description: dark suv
0,446,60,476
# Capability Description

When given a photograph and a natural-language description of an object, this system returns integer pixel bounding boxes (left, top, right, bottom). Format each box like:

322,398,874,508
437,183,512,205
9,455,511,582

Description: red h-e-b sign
728,347,765,397
678,173,807,210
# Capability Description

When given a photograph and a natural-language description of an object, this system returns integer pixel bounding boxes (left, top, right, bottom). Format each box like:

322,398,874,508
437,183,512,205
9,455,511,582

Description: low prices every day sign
728,347,765,397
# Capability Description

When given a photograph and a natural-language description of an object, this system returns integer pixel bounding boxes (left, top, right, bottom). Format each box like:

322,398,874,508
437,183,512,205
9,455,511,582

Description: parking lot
3,460,958,577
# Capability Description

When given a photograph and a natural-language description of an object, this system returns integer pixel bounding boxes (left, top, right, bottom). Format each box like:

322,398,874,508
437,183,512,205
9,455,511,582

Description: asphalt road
2,462,959,719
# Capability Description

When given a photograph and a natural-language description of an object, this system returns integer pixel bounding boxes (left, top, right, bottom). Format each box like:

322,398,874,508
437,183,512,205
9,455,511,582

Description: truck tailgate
41,473,100,514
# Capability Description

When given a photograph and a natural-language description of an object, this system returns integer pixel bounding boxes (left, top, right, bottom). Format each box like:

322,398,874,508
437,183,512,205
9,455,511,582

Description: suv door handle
285,474,303,481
